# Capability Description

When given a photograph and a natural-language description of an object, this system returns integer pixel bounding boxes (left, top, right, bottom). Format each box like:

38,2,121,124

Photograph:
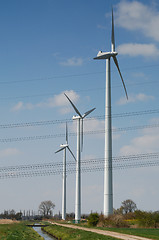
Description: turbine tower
64,93,95,223
55,123,76,220
94,9,128,217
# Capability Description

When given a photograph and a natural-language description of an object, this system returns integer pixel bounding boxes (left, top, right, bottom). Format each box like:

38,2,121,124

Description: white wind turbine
94,9,128,217
64,93,95,223
55,123,76,220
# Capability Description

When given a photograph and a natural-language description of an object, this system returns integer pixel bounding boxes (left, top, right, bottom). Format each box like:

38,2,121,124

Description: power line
0,152,158,172
0,63,159,85
0,71,105,85
0,79,158,101
0,152,159,179
0,63,158,102
0,119,71,129
0,108,159,129
0,123,159,143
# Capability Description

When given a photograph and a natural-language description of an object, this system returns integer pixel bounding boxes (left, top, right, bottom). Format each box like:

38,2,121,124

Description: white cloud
117,43,159,57
52,52,60,57
112,127,121,140
48,90,79,108
70,118,120,140
25,103,34,110
60,57,83,66
84,118,105,138
11,90,80,114
132,72,147,78
11,102,23,111
97,24,107,30
38,90,79,114
116,0,159,42
0,148,20,158
50,90,80,114
120,127,159,155
11,102,34,112
117,93,154,105
69,117,105,139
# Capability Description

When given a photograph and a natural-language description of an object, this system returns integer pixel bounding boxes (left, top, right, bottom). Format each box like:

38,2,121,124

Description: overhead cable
0,108,159,129
0,157,159,179
0,63,159,85
0,152,158,172
0,123,159,143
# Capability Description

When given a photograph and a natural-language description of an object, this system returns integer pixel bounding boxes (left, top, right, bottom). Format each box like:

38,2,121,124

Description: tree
39,200,55,217
121,199,137,214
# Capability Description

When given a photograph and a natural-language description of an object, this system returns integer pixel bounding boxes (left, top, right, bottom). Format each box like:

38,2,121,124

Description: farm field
0,223,43,240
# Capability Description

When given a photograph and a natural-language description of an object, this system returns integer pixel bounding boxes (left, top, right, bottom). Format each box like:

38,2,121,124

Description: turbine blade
66,122,68,144
55,147,66,154
64,93,82,118
111,8,115,52
82,108,96,118
113,56,128,99
81,118,83,152
67,146,76,161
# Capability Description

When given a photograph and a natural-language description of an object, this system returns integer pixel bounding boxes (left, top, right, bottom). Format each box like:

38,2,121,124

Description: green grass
99,228,159,240
42,225,119,240
68,221,159,240
78,224,159,240
48,221,159,240
0,223,44,240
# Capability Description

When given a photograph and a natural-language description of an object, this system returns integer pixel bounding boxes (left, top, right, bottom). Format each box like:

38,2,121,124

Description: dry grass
0,219,18,224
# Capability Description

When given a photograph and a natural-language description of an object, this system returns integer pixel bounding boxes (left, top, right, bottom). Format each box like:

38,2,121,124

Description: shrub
97,213,105,227
135,210,159,228
88,213,99,227
104,214,129,228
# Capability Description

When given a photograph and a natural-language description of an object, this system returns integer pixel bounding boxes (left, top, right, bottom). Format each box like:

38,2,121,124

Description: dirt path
49,222,153,240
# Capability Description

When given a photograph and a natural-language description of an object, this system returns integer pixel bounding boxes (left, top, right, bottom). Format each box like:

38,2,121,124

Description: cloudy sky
0,0,159,215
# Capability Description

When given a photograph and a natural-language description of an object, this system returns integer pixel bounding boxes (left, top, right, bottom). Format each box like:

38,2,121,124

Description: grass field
77,224,159,240
42,225,119,240
47,221,159,240
99,227,159,240
1,221,159,240
0,223,44,240
70,221,159,240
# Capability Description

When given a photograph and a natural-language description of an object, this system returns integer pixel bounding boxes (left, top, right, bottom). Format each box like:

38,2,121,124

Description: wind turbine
55,123,76,220
94,9,128,217
64,93,95,223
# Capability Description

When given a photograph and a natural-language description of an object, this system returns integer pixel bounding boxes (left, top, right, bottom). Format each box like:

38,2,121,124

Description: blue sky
0,0,159,215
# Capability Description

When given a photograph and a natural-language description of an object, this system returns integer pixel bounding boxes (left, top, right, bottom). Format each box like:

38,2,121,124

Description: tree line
88,199,159,228
0,210,22,220
0,200,55,220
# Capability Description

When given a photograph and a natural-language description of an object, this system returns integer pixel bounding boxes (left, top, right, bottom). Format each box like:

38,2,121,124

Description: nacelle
94,51,118,60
